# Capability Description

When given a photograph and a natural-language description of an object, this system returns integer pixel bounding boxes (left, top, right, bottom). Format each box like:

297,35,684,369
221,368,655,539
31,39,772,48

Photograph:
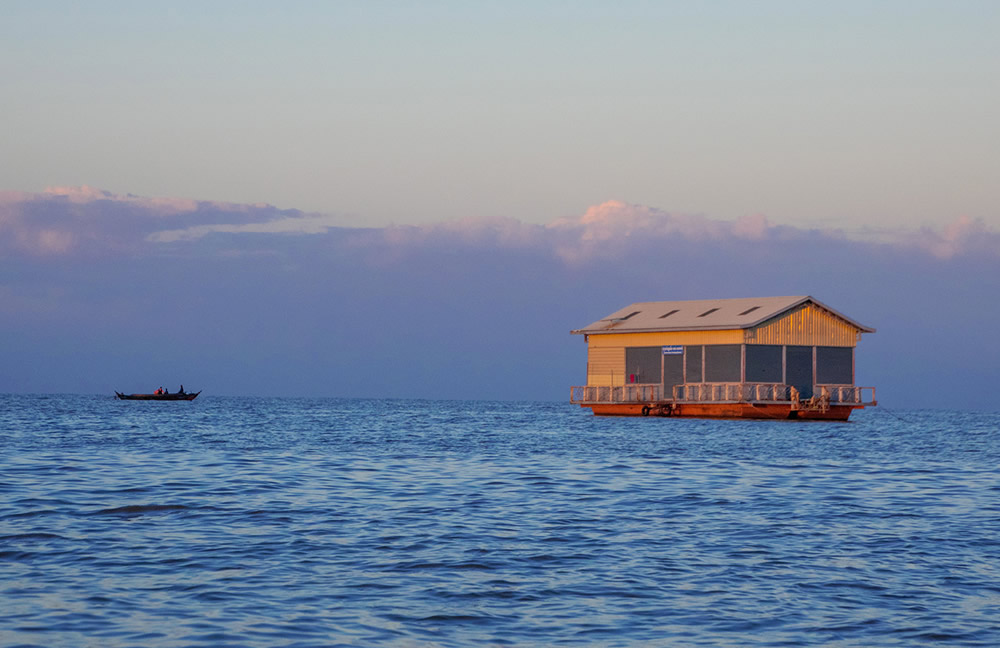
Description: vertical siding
745,303,859,347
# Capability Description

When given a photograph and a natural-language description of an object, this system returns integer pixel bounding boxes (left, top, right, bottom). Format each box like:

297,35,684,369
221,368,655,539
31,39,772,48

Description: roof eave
571,324,752,335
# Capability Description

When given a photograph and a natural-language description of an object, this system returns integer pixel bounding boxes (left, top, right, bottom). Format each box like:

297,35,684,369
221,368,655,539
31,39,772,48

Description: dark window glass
625,347,661,384
817,346,853,384
663,353,684,396
704,345,741,382
786,346,813,398
746,345,782,383
685,345,703,383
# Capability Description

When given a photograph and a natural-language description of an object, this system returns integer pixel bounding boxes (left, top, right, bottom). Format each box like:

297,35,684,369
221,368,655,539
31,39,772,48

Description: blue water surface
1,395,999,647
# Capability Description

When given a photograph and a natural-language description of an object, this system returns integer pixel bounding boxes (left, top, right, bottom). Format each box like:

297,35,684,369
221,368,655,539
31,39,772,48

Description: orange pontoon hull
582,402,862,421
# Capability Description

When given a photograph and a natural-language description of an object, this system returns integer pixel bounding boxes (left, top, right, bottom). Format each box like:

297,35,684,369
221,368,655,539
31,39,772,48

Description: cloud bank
4,189,997,262
2,187,998,410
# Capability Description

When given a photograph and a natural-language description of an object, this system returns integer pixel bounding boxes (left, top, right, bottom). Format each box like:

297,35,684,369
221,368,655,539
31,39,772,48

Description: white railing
571,383,876,406
570,384,662,404
674,383,791,403
816,385,876,405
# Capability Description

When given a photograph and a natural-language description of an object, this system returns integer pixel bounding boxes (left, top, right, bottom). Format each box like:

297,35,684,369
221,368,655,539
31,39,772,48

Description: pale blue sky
3,1,998,229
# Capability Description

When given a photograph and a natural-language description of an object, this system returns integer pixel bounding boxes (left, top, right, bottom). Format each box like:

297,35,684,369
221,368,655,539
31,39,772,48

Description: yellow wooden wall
744,303,860,346
586,347,624,386
586,330,743,348
586,330,742,386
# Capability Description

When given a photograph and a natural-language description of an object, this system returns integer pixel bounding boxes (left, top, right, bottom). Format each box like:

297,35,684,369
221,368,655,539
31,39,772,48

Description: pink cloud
148,214,342,242
732,213,771,240
903,215,995,259
32,229,75,255
43,185,119,202
0,186,327,256
356,200,780,265
1,196,75,255
43,185,237,214
0,190,36,206
376,216,547,249
543,201,786,263
2,187,998,264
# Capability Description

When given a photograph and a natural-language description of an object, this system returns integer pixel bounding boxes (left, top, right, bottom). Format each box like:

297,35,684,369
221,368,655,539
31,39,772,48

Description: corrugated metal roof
571,296,875,335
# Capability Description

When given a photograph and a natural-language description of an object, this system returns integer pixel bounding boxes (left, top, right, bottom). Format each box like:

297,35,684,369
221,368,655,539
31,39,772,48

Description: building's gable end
745,302,862,347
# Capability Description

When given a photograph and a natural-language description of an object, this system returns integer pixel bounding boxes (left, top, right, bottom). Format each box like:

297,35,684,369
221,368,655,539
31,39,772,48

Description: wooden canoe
115,391,201,401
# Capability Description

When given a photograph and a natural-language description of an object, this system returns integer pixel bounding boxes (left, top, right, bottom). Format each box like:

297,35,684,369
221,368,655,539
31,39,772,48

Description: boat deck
570,383,876,420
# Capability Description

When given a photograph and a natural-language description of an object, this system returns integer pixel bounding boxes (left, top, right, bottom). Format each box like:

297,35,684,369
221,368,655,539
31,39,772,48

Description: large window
704,345,741,382
786,345,814,399
625,347,662,384
663,350,684,394
685,345,703,383
817,346,853,384
745,345,783,383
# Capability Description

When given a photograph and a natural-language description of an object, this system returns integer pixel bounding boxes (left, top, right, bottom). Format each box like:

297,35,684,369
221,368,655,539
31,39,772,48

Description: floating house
570,296,876,420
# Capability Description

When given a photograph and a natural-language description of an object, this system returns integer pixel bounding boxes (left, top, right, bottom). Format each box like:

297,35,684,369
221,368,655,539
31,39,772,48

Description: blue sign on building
662,345,683,355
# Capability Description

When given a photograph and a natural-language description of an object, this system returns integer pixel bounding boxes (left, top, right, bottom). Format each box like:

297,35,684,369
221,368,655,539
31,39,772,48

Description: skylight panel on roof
659,309,680,319
739,306,760,316
617,311,640,321
698,308,719,317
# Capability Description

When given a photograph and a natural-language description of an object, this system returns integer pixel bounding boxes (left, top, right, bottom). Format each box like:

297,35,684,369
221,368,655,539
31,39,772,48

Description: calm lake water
2,394,999,647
